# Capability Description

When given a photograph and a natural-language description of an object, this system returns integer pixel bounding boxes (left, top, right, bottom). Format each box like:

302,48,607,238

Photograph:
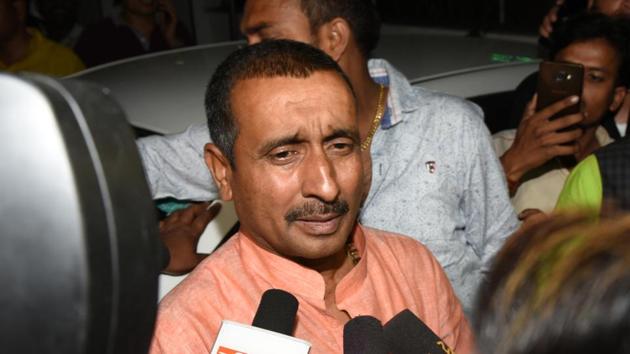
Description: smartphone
536,61,584,167
536,61,584,120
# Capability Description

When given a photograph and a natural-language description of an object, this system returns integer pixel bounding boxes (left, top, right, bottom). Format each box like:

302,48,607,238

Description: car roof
70,27,539,134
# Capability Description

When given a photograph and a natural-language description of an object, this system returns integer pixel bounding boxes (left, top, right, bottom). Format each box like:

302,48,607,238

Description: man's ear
204,143,233,201
609,86,627,112
316,17,351,62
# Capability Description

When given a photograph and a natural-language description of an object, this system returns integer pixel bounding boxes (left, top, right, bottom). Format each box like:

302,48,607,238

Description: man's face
241,0,316,46
592,0,630,17
211,71,364,261
554,38,625,126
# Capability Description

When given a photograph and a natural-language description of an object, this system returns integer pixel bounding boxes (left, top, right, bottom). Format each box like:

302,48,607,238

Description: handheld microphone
343,316,388,354
210,289,310,354
252,288,299,335
383,309,453,354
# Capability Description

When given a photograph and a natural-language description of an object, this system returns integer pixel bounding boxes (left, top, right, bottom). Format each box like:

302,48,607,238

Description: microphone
383,309,453,354
343,316,388,354
252,288,299,335
210,289,310,354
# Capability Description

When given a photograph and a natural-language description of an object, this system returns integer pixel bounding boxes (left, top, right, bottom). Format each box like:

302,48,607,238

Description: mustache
285,199,349,223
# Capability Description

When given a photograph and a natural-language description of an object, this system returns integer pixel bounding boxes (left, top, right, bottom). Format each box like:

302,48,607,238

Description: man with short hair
495,14,629,213
538,0,630,138
149,39,474,354
139,0,518,311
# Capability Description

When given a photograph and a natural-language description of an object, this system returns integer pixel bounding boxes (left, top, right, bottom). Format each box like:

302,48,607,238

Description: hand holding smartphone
535,60,585,167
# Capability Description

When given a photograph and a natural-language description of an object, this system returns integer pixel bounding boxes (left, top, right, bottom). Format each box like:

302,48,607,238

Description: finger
518,208,538,220
540,128,583,147
536,112,584,135
522,94,538,121
192,202,222,233
178,202,210,225
162,209,183,227
538,95,580,120
544,143,579,157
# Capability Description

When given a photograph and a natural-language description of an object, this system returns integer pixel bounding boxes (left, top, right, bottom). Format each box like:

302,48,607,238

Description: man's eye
273,151,291,158
588,73,605,82
329,141,355,154
269,150,297,163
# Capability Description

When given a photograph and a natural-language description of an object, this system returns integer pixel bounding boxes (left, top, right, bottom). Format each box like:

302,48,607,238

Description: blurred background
49,0,553,45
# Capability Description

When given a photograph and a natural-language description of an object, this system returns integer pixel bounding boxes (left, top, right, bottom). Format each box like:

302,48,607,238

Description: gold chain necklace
360,83,387,151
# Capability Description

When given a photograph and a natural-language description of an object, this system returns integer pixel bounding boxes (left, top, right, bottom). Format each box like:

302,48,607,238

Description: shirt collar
236,224,369,303
368,58,421,128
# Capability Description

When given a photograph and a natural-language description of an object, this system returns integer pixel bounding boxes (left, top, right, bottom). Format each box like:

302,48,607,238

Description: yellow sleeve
555,155,602,213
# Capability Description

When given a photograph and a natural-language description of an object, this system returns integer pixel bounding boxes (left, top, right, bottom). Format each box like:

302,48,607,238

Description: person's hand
501,95,584,195
156,0,179,48
539,0,564,39
160,201,221,275
518,208,547,222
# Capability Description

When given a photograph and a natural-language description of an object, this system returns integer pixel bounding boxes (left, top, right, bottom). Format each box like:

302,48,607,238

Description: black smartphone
536,61,584,120
536,61,584,167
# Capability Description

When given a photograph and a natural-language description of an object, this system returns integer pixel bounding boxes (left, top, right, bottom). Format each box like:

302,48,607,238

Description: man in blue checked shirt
139,0,519,314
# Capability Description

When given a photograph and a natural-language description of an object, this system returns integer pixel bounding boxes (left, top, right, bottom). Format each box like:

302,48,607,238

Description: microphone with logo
383,309,455,354
343,315,388,354
210,289,311,354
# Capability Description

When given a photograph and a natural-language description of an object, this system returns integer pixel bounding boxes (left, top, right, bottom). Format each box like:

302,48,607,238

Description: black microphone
211,289,309,353
343,315,388,354
383,309,453,354
251,289,299,336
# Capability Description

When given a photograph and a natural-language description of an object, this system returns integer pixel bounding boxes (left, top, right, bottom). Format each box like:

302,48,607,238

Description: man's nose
246,35,262,45
300,151,340,203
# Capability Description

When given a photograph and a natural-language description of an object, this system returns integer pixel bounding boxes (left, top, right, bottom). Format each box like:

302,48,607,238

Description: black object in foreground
384,309,453,354
343,315,388,354
252,289,299,336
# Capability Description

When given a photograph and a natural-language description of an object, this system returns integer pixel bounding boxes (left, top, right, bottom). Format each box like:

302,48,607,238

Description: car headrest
0,73,160,354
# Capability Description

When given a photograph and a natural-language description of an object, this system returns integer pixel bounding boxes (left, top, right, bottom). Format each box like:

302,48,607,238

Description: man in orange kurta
150,40,475,354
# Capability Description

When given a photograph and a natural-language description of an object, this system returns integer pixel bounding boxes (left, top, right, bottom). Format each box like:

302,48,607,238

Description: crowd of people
3,0,630,353
147,1,630,353
0,0,192,76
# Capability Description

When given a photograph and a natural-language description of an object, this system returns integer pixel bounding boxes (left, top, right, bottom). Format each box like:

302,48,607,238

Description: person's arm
459,103,519,278
555,154,603,212
500,95,584,195
160,201,222,275
137,122,218,201
539,0,564,39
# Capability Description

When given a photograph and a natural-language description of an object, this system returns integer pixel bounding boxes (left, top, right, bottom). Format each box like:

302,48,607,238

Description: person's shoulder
361,226,447,286
361,226,435,262
402,86,486,135
30,29,85,75
160,235,242,305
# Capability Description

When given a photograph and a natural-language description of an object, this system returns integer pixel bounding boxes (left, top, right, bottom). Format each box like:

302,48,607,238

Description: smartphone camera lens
554,71,572,82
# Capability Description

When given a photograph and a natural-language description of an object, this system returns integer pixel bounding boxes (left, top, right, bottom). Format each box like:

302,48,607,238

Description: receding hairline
227,68,358,121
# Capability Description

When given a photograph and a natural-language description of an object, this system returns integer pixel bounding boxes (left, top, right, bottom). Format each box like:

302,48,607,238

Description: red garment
150,225,475,353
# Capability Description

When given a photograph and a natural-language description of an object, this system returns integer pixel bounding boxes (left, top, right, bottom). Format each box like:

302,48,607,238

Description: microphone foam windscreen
251,289,299,336
343,315,388,354
383,309,451,354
